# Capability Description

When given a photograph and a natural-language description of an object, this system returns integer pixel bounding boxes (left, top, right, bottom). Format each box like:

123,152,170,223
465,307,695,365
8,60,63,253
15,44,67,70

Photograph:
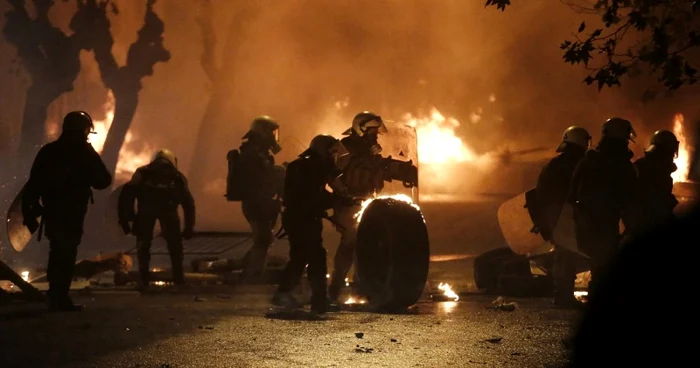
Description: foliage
485,0,700,91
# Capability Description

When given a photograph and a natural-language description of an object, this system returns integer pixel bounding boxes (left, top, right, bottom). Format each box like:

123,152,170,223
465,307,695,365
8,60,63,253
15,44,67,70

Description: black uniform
118,159,195,285
22,133,112,308
568,137,638,293
535,144,586,305
328,134,384,300
238,137,284,281
634,152,678,233
277,152,348,313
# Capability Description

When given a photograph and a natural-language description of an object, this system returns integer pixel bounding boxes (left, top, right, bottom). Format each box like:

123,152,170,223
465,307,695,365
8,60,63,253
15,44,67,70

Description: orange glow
672,114,690,183
88,91,153,182
402,107,479,164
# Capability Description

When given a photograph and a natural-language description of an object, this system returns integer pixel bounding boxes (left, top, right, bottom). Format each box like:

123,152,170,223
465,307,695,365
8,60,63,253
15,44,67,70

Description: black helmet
62,111,94,134
646,129,679,156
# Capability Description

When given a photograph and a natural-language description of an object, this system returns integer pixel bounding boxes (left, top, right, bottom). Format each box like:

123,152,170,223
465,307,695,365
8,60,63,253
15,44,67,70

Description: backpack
225,149,246,201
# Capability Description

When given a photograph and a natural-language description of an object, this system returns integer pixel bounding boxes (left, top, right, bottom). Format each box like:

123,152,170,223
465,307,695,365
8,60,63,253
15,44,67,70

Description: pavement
0,284,579,368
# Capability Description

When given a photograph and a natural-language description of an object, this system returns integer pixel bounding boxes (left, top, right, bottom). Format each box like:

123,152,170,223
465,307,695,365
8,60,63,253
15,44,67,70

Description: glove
119,221,132,235
24,217,39,234
182,228,194,240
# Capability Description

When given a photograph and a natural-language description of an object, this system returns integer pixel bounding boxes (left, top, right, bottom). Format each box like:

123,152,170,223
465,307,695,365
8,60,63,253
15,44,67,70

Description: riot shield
497,189,548,255
104,184,129,243
551,202,581,256
5,182,40,253
377,121,419,203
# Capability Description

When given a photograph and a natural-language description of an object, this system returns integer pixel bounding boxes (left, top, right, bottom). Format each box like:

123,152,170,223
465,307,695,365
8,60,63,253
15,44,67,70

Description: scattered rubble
488,296,518,312
355,345,374,353
483,337,503,344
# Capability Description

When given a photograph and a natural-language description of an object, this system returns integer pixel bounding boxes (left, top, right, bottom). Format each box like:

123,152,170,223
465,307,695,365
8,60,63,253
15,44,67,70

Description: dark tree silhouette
485,0,700,92
189,0,254,190
3,0,83,170
72,0,170,174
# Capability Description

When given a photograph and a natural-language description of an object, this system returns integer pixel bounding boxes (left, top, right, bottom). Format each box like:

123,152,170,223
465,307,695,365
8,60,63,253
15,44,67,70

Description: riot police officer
272,135,356,314
634,129,680,233
328,111,388,302
22,111,112,311
237,116,285,282
118,149,195,288
535,126,591,308
568,117,639,294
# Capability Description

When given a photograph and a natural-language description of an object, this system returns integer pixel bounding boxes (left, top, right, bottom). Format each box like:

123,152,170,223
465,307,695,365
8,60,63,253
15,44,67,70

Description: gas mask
270,128,282,154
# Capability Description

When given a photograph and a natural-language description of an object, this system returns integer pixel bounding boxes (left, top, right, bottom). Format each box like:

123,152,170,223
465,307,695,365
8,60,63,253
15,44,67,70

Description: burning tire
355,198,429,311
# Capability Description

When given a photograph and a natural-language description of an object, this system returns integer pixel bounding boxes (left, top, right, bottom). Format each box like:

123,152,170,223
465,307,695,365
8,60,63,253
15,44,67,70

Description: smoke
2,0,700,230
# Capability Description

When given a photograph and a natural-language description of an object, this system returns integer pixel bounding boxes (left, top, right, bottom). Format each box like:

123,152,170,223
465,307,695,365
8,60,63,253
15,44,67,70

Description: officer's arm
87,144,113,190
566,158,587,205
118,170,141,224
21,147,48,218
179,175,196,231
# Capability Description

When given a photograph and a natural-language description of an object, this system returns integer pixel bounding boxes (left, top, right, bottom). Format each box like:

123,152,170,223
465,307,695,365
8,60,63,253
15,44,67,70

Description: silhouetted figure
118,149,195,289
535,126,591,308
272,135,357,314
328,111,388,302
569,117,639,294
569,204,699,367
634,129,679,233
22,111,112,311
236,116,285,282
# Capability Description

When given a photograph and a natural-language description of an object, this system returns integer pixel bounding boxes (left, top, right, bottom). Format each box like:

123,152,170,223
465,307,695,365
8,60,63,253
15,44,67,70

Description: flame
574,291,588,302
89,91,154,182
20,271,30,282
672,114,690,183
438,282,459,301
354,193,420,223
344,296,367,304
402,107,483,164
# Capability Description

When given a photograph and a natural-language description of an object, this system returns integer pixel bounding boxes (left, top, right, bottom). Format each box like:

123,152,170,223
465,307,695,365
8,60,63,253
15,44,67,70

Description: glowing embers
353,194,420,224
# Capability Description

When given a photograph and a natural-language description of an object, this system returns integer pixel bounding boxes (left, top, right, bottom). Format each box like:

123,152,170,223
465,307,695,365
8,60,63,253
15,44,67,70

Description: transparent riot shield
377,121,419,204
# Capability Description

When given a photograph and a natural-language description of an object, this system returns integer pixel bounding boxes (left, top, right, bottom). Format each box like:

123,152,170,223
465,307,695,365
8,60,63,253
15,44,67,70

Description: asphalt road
0,285,578,368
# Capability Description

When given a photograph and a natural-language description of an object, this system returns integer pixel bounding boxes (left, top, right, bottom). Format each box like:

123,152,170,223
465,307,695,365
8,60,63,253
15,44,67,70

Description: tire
355,198,429,311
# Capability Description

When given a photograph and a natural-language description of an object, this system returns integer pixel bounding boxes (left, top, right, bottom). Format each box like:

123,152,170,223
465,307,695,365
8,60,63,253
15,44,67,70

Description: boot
48,295,84,312
272,291,302,309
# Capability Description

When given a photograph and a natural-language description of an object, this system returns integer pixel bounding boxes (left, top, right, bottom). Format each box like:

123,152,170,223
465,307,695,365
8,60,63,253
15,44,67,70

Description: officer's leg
242,201,274,281
273,218,308,308
244,219,273,280
160,211,185,285
135,213,157,286
553,246,580,307
45,214,84,310
329,205,358,301
306,220,328,313
276,225,309,294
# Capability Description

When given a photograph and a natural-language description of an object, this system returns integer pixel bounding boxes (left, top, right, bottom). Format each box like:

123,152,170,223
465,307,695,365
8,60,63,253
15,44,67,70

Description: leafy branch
485,0,700,91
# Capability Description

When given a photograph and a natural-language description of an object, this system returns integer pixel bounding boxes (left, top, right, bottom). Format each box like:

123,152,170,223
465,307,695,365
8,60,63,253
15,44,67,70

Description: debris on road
197,326,214,330
390,338,398,343
355,332,364,339
193,296,206,302
355,345,374,353
488,296,518,311
483,337,503,344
